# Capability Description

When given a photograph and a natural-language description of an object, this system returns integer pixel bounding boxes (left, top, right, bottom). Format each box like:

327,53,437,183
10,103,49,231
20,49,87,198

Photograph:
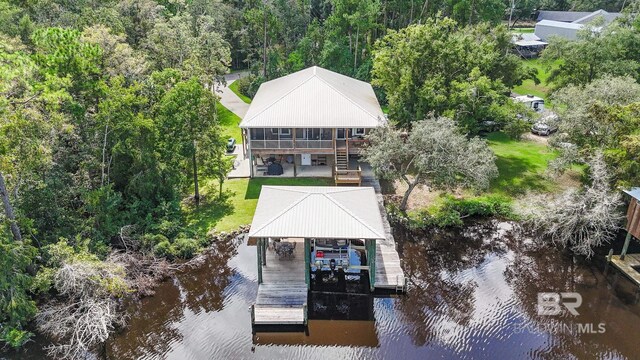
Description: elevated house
239,66,386,184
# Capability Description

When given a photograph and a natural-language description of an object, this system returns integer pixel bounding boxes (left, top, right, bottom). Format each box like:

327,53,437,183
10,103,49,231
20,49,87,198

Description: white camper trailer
514,94,545,112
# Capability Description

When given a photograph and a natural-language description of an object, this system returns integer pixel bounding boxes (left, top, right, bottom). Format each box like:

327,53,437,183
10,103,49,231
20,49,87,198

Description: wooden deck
361,163,407,292
610,254,640,287
335,166,362,186
253,238,308,326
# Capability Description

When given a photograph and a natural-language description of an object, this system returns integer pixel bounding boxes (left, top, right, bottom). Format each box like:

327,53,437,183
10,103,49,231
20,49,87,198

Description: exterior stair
335,149,348,170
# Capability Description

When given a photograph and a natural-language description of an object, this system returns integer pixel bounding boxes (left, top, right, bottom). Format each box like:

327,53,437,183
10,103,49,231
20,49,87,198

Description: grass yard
217,102,242,143
229,81,252,104
486,132,559,197
186,177,334,233
513,58,558,98
512,27,534,33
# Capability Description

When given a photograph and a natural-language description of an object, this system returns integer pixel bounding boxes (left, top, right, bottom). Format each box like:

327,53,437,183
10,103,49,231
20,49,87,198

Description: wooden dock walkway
610,254,640,287
253,238,307,326
361,163,407,292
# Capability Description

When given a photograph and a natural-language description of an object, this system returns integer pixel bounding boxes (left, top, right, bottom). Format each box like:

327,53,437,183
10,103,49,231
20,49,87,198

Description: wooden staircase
336,148,348,170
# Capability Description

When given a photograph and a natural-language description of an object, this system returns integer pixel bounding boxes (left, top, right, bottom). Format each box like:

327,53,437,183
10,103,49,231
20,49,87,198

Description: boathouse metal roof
624,188,640,201
239,66,385,129
248,186,386,240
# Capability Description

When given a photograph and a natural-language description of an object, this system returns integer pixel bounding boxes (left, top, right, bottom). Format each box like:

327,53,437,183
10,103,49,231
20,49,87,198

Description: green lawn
512,28,535,33
217,102,242,143
486,132,558,196
186,177,334,232
513,58,558,98
229,81,252,104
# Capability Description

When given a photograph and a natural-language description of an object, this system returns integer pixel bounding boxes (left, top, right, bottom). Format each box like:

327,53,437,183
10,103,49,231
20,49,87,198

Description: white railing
250,139,332,149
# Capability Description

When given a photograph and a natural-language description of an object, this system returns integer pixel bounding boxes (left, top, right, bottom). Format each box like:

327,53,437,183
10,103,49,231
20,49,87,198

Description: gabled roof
239,66,385,129
536,9,621,24
537,10,594,22
573,9,621,25
248,186,386,240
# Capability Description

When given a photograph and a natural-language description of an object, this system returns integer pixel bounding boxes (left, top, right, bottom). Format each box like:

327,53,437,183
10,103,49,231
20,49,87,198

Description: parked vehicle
531,122,558,136
479,120,500,134
227,138,236,153
513,94,545,112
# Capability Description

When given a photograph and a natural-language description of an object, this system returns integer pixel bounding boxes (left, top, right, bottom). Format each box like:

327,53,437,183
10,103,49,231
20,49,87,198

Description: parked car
531,122,558,136
479,120,500,134
227,138,236,152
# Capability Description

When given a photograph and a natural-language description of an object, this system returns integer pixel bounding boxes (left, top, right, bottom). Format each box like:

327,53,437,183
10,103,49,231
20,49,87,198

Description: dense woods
1,0,640,357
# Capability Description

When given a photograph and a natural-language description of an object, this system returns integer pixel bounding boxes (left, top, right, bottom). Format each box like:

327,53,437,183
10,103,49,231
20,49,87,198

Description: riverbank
385,131,581,229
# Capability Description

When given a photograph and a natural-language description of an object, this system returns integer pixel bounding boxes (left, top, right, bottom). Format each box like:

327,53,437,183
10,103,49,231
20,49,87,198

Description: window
353,128,366,136
271,128,279,134
279,128,291,135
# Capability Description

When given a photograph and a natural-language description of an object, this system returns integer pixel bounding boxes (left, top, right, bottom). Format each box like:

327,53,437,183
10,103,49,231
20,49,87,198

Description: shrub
234,76,253,98
395,194,514,229
141,234,169,252
153,240,175,258
2,328,33,349
173,238,199,258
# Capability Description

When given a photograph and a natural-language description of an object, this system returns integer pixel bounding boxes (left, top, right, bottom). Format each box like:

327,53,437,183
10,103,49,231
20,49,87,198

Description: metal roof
514,40,548,47
537,19,585,30
573,10,621,25
248,186,386,240
624,188,640,201
514,94,544,102
537,10,593,22
239,66,385,129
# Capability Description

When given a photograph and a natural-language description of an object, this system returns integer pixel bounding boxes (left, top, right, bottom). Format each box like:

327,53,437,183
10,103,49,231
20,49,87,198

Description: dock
252,238,307,326
361,163,407,292
610,254,640,286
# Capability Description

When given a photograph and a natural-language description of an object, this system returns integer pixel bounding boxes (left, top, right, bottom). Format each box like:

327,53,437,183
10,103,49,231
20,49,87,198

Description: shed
535,20,584,41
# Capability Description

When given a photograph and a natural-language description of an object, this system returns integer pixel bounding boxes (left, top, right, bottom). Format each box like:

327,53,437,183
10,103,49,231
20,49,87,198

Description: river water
11,221,640,359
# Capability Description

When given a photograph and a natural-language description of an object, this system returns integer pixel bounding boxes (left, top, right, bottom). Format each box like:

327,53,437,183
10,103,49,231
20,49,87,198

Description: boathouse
609,188,640,286
247,186,406,327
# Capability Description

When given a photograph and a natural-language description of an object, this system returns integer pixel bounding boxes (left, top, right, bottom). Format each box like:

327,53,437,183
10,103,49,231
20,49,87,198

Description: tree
550,77,640,187
506,0,539,28
542,22,640,89
523,153,623,258
157,78,223,205
552,76,640,149
81,25,148,80
372,18,535,129
35,241,129,359
363,117,498,212
0,232,37,348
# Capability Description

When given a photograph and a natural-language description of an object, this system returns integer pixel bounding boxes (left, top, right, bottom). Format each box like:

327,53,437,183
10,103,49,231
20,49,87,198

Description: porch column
257,238,263,284
621,232,632,260
248,132,254,178
242,129,247,158
366,239,376,292
304,238,311,289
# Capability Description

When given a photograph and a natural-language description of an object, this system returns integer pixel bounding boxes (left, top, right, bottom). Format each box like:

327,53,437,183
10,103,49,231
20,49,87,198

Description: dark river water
9,221,640,359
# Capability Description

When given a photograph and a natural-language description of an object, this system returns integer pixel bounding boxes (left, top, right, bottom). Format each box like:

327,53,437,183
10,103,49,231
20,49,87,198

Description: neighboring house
512,33,548,58
534,9,622,41
239,66,386,179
